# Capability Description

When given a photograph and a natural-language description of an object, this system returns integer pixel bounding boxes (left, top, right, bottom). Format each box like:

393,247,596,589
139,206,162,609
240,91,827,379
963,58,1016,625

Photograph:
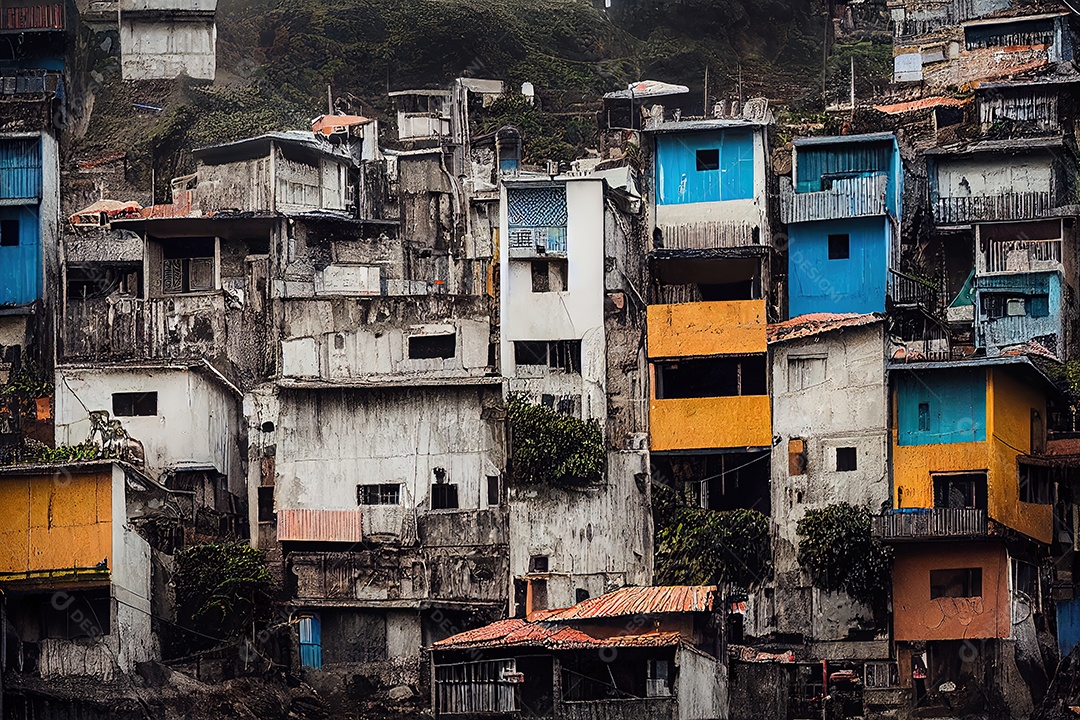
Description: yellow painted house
647,297,772,452
889,357,1055,544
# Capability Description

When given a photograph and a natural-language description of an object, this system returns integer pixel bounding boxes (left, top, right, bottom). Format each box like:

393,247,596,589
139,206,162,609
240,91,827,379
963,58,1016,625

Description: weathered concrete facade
119,0,217,80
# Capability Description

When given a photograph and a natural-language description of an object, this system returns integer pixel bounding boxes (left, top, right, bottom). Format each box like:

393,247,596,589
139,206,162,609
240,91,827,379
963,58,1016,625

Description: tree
506,394,604,487
796,503,892,610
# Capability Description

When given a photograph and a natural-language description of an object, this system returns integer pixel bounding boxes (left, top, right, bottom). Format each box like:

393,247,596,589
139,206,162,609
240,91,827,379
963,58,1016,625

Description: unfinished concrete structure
499,172,653,614
119,0,217,81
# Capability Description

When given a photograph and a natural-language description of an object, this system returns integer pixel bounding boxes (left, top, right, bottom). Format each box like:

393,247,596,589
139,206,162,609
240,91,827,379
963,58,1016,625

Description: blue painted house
781,133,902,317
0,136,45,306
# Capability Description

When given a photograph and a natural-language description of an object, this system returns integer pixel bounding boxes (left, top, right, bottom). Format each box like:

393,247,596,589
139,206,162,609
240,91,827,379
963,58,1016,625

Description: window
788,438,807,476
788,356,826,391
918,402,931,432
647,659,673,698
0,219,18,246
486,475,500,506
529,555,549,573
112,392,157,417
575,588,590,603
930,568,982,598
513,340,581,373
1012,559,1038,601
1019,463,1052,504
297,615,322,669
933,473,987,509
42,589,111,639
530,259,567,292
828,234,850,260
655,355,768,399
431,483,459,510
1006,298,1026,316
257,486,274,522
161,238,215,294
1031,409,1047,454
358,484,400,505
696,148,720,172
836,447,857,472
408,334,456,360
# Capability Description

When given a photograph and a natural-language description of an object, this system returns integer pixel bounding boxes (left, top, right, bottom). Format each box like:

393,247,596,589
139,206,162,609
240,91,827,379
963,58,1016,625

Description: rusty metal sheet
278,508,363,543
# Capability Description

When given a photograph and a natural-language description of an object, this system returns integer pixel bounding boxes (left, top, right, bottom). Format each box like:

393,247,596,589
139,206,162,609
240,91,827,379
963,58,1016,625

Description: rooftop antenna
704,65,709,112
327,84,333,115
850,56,855,115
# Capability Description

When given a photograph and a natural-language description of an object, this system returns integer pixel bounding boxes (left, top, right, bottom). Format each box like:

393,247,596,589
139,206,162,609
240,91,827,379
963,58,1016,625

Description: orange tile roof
874,96,971,115
768,313,883,344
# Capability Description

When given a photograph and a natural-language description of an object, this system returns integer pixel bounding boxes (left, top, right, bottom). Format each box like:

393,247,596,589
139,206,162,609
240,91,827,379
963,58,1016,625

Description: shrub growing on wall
174,541,276,653
653,483,772,589
796,502,893,608
506,394,604,487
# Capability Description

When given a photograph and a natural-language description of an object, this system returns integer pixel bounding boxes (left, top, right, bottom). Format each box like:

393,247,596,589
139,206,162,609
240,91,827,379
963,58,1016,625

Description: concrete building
746,313,891,661
119,0,217,81
642,107,775,518
873,356,1058,718
499,173,653,613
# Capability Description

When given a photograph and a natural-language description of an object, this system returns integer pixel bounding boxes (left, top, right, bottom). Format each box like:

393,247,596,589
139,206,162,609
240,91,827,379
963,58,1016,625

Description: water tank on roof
496,126,522,174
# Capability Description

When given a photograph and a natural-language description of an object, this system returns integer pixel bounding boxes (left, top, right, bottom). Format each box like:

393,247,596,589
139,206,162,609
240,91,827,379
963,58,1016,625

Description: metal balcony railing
872,508,988,541
985,238,1062,274
780,175,888,224
887,269,936,310
934,191,1056,224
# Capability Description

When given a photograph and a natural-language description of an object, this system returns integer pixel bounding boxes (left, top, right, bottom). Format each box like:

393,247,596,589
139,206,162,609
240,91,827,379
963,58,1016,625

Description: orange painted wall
989,367,1052,543
892,541,1010,641
890,367,1052,543
650,395,772,451
0,469,113,575
646,300,767,359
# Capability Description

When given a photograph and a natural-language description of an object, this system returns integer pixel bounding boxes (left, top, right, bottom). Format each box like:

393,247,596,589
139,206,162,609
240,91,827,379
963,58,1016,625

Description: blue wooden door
298,615,322,669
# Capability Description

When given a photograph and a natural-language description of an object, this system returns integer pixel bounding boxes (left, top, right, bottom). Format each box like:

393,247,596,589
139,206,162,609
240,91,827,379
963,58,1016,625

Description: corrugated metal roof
604,80,690,100
793,131,895,147
433,619,683,651
874,96,971,115
278,509,363,543
541,585,716,621
768,313,883,344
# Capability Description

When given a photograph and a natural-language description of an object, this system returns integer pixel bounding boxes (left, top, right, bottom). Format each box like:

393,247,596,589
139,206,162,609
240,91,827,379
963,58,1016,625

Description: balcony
507,225,567,258
647,300,765,359
779,175,888,224
934,191,1057,225
887,269,936,310
654,220,759,251
871,508,988,542
650,395,771,452
984,238,1061,275
61,294,226,362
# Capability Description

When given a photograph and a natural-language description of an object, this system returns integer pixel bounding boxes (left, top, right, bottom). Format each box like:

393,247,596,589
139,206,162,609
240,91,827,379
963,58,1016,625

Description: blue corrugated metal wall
975,271,1063,352
896,368,987,446
655,130,754,205
0,137,43,306
298,615,323,669
0,206,42,306
1058,599,1080,658
795,142,891,193
0,138,42,201
788,216,890,316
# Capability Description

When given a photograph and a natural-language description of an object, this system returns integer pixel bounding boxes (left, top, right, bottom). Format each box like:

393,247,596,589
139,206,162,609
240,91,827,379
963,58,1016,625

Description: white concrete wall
936,154,1053,198
120,18,216,81
765,323,889,640
677,645,728,720
499,177,607,422
55,367,241,486
272,385,504,537
507,450,652,610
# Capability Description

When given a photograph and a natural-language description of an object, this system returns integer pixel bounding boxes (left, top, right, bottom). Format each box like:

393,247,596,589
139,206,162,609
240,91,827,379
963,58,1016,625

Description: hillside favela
11,0,1080,718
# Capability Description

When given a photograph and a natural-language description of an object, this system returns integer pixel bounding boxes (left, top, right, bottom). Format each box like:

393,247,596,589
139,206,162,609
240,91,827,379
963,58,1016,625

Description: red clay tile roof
541,585,716,621
768,313,883,344
433,619,682,651
1047,438,1080,457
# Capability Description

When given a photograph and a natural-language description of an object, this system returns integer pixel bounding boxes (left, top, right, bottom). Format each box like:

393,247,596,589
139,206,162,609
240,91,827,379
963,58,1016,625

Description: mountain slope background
68,0,892,199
